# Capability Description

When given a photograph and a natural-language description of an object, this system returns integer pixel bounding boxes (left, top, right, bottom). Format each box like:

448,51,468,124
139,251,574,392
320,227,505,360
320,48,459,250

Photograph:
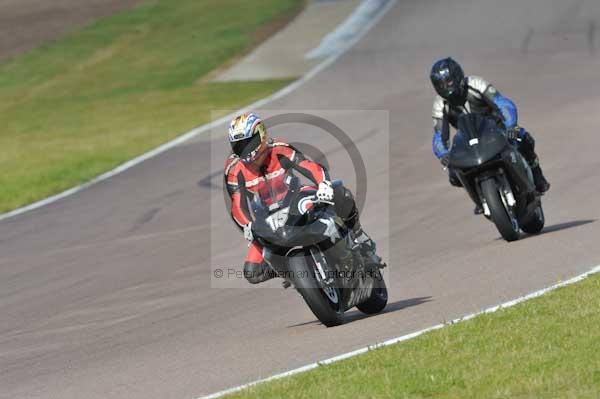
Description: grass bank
0,0,303,213
229,273,600,398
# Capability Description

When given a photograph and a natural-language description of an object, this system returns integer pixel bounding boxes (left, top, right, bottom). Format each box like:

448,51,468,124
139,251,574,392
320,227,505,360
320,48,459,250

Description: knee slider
449,172,463,187
243,262,275,284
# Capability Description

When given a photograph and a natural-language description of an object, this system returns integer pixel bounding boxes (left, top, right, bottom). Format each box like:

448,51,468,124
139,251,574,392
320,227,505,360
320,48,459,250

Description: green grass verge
0,0,302,213
229,273,600,399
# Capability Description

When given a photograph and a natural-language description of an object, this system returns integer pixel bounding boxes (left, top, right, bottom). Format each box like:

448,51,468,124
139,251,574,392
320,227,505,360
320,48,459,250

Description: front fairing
449,114,509,169
265,213,339,248
252,186,342,249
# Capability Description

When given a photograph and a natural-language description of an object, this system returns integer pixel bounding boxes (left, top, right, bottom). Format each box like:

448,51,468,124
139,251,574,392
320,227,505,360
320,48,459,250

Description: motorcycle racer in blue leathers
430,58,550,213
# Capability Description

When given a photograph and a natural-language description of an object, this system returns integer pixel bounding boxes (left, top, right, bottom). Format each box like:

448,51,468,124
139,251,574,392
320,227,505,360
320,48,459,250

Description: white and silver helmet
228,112,268,164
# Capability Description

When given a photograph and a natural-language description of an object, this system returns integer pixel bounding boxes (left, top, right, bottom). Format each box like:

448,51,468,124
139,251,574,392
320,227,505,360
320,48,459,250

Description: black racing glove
505,126,521,141
440,154,450,168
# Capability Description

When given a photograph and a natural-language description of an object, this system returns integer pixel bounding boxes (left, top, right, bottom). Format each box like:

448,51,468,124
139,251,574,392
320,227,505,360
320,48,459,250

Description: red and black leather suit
224,138,358,283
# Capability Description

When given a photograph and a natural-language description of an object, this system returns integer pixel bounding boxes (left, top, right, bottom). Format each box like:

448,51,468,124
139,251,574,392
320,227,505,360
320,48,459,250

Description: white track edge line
0,0,397,223
306,0,389,59
198,264,600,399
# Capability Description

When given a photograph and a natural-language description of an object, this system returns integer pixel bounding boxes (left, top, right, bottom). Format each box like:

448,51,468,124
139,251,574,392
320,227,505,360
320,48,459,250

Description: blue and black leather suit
431,76,540,186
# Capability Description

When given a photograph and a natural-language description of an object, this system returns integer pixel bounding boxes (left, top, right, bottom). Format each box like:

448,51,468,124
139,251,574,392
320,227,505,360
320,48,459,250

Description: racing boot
531,164,550,193
243,261,276,284
351,222,383,268
473,204,484,215
334,184,384,267
517,130,550,193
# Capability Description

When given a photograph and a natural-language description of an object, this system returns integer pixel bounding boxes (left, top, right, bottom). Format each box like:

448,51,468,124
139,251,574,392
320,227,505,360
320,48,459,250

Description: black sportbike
448,113,545,241
250,168,387,327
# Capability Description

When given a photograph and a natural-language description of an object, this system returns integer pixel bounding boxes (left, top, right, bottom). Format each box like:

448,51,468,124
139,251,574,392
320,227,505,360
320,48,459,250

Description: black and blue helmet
430,57,466,104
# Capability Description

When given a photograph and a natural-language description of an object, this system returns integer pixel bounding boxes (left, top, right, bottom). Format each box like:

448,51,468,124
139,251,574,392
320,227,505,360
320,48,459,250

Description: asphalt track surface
2,1,600,398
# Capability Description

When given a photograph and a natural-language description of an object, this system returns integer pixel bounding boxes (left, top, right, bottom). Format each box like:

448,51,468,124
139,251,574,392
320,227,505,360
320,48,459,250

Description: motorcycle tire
288,249,344,327
480,178,520,242
356,269,388,314
521,204,545,234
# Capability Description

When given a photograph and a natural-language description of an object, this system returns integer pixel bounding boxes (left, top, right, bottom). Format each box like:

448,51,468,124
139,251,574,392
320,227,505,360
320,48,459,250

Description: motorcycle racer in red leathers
224,112,378,284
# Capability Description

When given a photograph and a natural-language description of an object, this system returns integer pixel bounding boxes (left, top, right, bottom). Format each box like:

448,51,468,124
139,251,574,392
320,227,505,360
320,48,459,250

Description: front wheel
287,250,344,327
480,178,520,242
356,269,388,314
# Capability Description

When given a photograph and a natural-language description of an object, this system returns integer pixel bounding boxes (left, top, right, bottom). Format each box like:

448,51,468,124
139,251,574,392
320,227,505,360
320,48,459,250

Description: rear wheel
356,269,388,314
480,178,520,242
287,250,344,327
521,204,545,234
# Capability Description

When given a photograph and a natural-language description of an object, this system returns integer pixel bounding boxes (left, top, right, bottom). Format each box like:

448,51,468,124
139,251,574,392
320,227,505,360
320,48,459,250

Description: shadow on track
524,219,596,239
287,296,432,328
493,219,597,241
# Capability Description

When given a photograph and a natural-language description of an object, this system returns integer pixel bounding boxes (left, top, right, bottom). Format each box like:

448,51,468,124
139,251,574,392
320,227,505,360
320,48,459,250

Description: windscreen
457,113,498,139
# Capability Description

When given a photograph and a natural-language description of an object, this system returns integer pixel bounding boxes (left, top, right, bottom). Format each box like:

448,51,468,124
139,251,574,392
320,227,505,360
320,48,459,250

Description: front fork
476,170,516,219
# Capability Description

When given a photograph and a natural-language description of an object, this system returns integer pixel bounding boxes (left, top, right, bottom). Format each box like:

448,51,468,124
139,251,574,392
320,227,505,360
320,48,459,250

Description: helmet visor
231,133,262,159
437,78,458,97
